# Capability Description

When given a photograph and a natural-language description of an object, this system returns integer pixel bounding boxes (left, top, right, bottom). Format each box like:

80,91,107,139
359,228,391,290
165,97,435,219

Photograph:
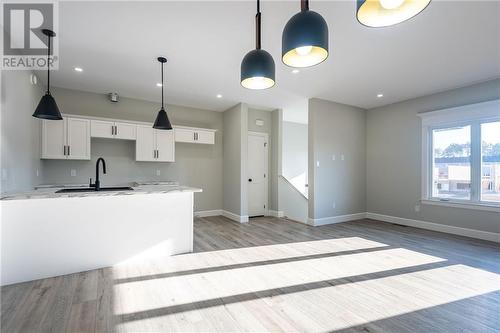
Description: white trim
420,199,500,212
268,210,285,218
194,209,223,218
417,99,500,126
222,210,249,223
307,213,366,226
366,212,500,243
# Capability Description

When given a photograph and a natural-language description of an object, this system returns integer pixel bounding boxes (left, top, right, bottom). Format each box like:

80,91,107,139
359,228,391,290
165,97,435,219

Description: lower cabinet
136,125,175,162
41,117,91,160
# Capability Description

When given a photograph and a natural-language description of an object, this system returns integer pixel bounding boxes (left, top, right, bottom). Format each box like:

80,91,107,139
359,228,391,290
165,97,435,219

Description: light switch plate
70,169,77,177
156,169,161,176
341,154,345,161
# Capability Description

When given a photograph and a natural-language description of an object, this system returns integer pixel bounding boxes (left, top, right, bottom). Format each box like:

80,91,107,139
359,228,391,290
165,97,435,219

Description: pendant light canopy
356,0,431,27
282,0,328,68
153,57,172,130
33,29,62,120
240,0,275,90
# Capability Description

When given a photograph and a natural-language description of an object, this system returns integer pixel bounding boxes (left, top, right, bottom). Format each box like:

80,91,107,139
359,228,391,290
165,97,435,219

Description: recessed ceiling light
156,83,162,87
292,69,300,74
74,67,83,72
377,93,384,98
216,94,222,98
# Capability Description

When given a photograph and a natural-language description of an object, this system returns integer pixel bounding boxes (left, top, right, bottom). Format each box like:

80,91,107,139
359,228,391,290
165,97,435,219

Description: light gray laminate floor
1,216,499,332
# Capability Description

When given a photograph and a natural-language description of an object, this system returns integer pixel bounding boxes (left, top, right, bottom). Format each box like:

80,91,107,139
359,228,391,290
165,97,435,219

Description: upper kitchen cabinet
91,120,136,140
174,126,216,145
136,125,175,162
41,116,91,160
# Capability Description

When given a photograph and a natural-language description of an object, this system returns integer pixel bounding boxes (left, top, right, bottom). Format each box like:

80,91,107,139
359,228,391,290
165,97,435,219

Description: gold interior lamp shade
282,46,328,68
241,76,275,90
356,0,431,28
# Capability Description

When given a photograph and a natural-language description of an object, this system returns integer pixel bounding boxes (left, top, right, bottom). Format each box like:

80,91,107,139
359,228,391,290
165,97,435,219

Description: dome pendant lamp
282,0,329,68
33,29,62,120
356,0,431,27
240,0,275,90
153,57,172,130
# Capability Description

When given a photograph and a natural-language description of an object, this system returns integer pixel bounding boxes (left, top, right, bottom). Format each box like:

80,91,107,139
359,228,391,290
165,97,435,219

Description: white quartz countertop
1,185,202,201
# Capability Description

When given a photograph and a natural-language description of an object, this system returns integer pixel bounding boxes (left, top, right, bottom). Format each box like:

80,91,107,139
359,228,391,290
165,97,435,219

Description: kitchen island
1,185,201,285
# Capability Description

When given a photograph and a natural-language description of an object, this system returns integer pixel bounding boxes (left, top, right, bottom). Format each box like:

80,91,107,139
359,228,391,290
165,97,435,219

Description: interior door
136,125,155,161
66,117,91,160
155,129,175,162
247,133,268,217
90,120,114,139
114,122,137,140
41,119,66,159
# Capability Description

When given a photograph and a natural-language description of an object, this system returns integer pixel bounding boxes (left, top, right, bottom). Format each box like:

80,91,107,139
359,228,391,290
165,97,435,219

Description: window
420,99,500,210
481,121,500,203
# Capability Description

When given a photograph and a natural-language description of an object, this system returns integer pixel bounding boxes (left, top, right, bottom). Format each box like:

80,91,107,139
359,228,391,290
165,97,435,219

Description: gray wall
270,109,282,211
308,98,367,219
366,78,500,234
223,103,248,216
282,121,308,193
42,87,223,211
1,71,44,193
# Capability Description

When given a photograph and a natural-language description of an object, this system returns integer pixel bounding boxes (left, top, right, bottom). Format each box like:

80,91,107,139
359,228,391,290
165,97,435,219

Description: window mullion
471,122,481,202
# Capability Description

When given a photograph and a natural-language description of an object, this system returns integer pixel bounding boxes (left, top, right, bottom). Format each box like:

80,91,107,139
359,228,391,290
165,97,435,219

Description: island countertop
0,185,202,201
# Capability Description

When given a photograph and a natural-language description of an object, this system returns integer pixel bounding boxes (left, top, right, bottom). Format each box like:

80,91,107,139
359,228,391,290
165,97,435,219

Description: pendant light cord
301,0,309,11
255,0,261,49
46,34,51,94
161,61,164,109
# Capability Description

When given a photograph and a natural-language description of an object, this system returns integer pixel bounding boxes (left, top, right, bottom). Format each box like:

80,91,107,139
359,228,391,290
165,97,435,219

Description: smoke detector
108,93,119,103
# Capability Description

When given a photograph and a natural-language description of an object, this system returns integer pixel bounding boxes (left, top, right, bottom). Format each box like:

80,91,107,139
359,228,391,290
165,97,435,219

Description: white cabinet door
174,128,195,143
41,119,66,159
136,125,155,161
195,130,215,144
155,130,175,162
115,122,136,140
90,120,114,139
66,117,91,160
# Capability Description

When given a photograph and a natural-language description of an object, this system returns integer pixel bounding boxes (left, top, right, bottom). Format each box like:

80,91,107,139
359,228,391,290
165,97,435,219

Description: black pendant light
33,29,62,120
240,0,275,90
356,0,431,27
282,0,328,68
153,57,172,130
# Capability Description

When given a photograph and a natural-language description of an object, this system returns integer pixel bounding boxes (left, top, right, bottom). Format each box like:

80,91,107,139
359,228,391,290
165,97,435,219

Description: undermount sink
55,186,134,193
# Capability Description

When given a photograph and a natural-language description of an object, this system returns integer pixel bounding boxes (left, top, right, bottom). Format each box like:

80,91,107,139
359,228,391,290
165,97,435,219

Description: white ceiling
43,1,500,114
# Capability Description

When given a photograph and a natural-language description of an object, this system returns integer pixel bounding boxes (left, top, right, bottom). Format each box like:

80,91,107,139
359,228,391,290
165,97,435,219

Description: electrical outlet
332,154,336,161
36,169,39,177
332,201,336,209
341,154,345,161
414,204,421,212
156,169,161,176
70,169,77,177
316,160,320,167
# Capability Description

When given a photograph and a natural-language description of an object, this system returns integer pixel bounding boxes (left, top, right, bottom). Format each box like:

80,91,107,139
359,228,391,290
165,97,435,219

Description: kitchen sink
55,186,134,193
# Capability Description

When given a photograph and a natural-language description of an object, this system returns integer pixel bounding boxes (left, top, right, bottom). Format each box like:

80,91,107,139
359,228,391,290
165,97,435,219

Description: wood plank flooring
2,216,499,332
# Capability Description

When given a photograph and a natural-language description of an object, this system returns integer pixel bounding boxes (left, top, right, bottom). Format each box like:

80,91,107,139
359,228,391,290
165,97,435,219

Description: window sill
421,199,500,213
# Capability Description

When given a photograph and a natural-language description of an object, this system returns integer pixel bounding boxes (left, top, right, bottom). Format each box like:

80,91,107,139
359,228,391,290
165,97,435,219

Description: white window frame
419,99,500,212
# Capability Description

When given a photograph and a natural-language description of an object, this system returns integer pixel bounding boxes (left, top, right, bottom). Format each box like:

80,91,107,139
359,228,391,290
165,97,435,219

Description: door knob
248,178,252,182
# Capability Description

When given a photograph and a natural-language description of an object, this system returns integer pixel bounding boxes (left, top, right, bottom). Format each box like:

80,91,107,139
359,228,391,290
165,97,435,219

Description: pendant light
356,0,431,27
33,29,62,120
153,57,172,130
240,0,275,90
282,0,329,68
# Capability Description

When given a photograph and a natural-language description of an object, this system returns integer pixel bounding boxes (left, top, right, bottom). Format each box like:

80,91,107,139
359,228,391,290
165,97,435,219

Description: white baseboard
307,213,366,226
194,210,223,218
222,210,249,223
268,210,284,218
366,212,500,243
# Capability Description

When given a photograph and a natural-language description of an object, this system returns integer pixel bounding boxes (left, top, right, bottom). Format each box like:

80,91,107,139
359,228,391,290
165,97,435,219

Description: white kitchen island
0,185,201,285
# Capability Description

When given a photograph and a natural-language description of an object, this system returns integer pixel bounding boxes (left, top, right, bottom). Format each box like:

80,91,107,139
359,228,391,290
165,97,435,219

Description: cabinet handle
114,125,118,136
157,150,159,159
68,146,70,156
63,146,66,156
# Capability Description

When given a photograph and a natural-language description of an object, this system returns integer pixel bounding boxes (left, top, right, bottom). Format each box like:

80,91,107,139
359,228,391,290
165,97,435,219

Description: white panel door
90,120,114,139
174,128,195,143
247,133,268,217
196,130,215,144
115,122,137,140
155,130,175,162
66,117,91,160
136,125,155,161
41,119,66,159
